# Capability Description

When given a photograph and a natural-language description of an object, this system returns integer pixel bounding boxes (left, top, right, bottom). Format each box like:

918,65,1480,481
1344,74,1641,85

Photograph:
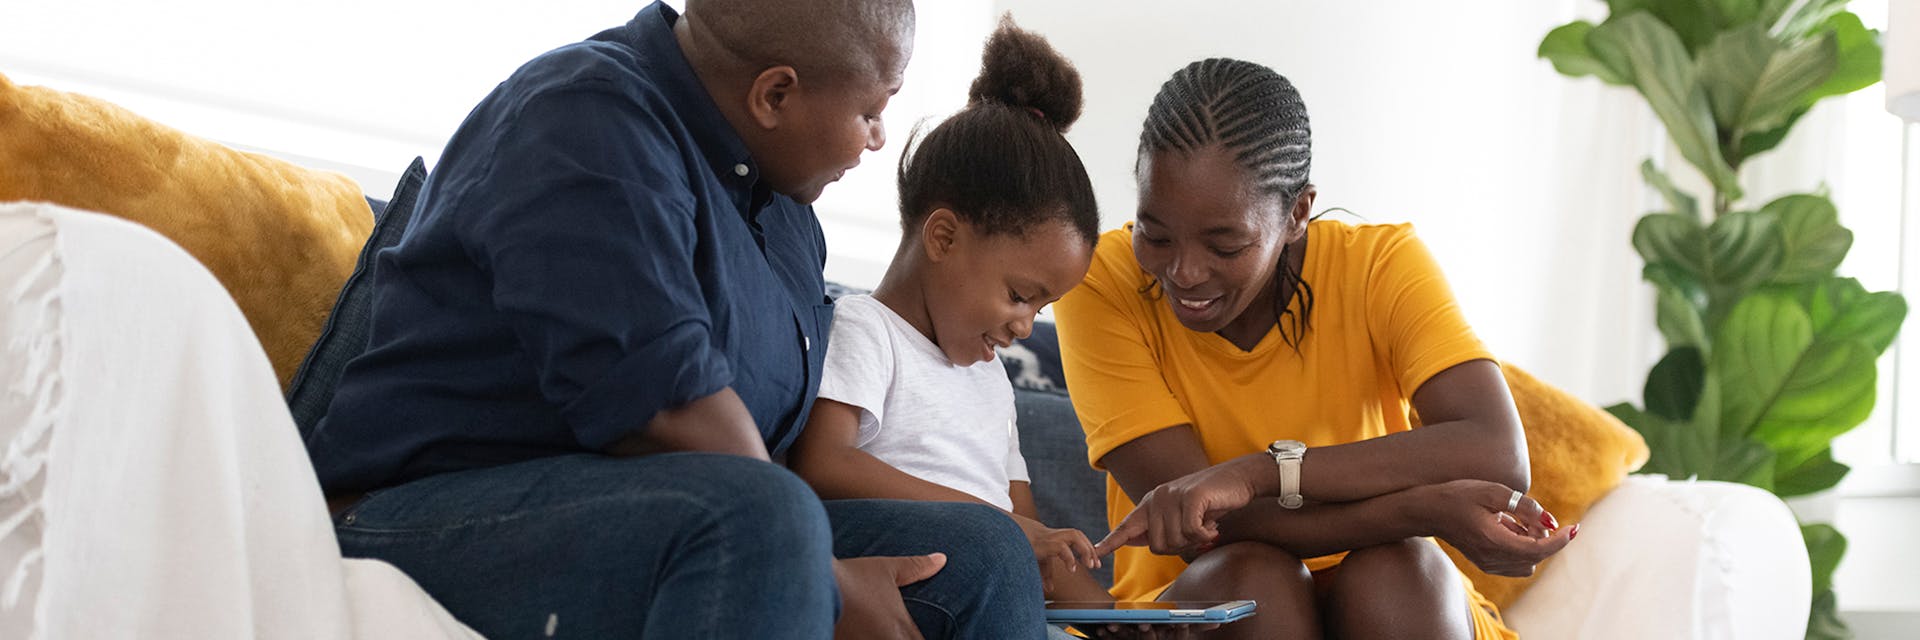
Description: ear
744,65,801,130
920,208,961,263
1285,185,1317,241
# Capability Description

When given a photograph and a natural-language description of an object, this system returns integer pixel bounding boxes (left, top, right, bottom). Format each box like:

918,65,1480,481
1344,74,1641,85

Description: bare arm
1297,359,1529,500
1096,360,1535,557
789,398,998,504
609,386,769,460
1108,360,1527,508
1012,482,1111,602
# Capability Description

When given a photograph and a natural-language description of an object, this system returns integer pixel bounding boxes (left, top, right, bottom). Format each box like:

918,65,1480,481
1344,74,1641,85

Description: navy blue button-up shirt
308,1,832,495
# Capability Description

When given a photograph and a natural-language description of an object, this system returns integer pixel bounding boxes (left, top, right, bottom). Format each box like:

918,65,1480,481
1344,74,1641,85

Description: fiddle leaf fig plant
1538,2,1903,637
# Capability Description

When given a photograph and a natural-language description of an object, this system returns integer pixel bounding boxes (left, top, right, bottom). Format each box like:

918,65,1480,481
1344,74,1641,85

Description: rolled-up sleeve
460,85,731,450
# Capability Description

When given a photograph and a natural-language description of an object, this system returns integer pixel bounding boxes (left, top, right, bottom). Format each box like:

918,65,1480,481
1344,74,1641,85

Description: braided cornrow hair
1137,58,1315,351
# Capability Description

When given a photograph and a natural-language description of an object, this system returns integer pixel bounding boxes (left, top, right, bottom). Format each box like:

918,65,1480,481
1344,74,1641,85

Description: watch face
1280,495,1304,509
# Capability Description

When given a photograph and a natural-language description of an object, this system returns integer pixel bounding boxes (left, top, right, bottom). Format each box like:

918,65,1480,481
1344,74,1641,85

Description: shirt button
733,163,750,177
804,336,811,352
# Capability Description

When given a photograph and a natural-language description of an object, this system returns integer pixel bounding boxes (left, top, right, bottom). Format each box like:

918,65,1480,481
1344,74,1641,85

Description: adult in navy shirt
304,1,1044,637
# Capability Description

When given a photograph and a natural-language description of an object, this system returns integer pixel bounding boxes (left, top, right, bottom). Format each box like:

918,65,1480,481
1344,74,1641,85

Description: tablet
1044,600,1257,625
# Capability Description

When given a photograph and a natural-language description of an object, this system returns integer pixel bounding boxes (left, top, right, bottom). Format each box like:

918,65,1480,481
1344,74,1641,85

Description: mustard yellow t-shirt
1057,220,1514,637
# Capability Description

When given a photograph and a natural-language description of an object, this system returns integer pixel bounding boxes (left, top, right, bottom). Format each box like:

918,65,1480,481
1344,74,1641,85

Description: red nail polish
1568,523,1580,540
1541,512,1559,530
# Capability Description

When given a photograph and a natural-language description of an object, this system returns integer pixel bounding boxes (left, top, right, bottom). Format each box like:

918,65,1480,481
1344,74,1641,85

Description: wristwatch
1267,440,1306,509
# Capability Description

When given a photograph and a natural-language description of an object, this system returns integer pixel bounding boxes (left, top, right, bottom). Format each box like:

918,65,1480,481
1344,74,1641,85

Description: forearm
609,386,769,460
1298,419,1527,502
1211,489,1435,560
793,446,994,506
1205,419,1525,507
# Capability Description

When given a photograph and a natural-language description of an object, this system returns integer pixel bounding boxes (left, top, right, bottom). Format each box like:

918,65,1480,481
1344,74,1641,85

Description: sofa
0,72,1817,638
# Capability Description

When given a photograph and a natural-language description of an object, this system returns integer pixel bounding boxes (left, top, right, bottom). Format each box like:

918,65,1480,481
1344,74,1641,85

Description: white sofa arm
1502,476,1810,639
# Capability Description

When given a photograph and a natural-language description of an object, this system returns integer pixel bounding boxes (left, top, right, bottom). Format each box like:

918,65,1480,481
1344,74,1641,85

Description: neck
870,242,939,344
1216,231,1309,351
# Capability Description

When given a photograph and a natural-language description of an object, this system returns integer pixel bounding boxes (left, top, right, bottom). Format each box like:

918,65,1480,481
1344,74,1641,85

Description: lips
1164,288,1225,324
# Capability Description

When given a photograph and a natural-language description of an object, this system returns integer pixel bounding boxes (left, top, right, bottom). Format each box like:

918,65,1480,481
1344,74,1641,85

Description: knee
926,502,1032,571
689,455,831,550
1337,538,1456,587
1183,542,1313,597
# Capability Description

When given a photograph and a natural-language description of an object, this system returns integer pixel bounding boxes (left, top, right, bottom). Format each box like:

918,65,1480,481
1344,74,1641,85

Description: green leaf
1706,209,1785,293
1641,159,1701,218
1805,278,1909,355
1609,402,1714,478
1657,284,1711,352
1646,263,1708,306
1540,21,1629,85
1804,524,1847,594
1734,108,1807,164
1776,0,1850,42
1714,294,1814,435
1640,1,1719,54
1806,586,1853,639
1634,213,1709,279
1698,25,1838,138
1768,194,1853,283
1751,340,1878,459
1748,0,1798,31
1647,346,1707,421
1774,447,1851,497
1589,12,1742,199
1713,293,1879,454
1804,12,1881,104
1715,437,1775,488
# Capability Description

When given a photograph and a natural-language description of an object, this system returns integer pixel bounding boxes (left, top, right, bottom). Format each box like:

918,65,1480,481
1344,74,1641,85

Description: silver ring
1506,490,1523,512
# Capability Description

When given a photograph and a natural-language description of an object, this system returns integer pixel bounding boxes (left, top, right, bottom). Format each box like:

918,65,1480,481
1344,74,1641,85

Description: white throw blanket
0,201,480,640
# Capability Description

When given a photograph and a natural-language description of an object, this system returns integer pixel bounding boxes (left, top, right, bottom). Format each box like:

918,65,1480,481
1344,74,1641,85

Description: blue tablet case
1044,600,1257,625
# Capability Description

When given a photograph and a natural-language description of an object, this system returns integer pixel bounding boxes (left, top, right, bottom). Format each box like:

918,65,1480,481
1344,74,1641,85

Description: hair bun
967,14,1083,133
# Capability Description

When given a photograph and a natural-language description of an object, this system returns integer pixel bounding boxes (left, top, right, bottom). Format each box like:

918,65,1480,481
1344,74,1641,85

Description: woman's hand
833,554,946,640
1094,453,1270,557
1416,479,1575,577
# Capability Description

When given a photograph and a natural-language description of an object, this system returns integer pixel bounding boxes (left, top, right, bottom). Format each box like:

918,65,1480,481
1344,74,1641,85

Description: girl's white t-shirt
815,294,1028,511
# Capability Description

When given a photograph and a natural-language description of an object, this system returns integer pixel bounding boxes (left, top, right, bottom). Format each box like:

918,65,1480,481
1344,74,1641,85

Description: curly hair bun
967,14,1083,133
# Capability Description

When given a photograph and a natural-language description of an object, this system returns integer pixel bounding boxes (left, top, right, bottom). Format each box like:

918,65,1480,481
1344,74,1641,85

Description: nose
1166,246,1208,290
866,118,886,152
1009,314,1034,341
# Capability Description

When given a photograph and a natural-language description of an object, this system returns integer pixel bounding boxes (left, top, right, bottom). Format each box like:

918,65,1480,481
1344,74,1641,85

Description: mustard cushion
1439,363,1651,608
0,72,373,389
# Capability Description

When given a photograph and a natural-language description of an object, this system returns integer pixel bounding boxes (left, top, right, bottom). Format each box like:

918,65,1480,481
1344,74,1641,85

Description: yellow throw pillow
0,72,373,389
1438,363,1651,608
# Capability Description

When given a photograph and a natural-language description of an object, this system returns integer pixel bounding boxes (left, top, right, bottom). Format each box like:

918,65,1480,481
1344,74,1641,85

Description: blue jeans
333,453,1045,639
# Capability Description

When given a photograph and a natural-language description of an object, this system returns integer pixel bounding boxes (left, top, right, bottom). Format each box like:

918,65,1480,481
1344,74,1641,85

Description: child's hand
1026,525,1100,591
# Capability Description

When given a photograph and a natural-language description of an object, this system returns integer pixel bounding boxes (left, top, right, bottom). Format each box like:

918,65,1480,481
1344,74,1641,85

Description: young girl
788,18,1111,602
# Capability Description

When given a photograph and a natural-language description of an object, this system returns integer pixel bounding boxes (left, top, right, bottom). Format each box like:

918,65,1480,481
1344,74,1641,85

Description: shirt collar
596,1,763,187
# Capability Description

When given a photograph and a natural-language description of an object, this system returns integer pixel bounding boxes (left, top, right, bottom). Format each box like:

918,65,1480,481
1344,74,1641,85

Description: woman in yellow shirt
1056,59,1574,639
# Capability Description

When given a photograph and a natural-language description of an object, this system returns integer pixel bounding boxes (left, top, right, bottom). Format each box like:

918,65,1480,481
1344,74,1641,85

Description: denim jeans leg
825,499,1047,640
334,453,837,639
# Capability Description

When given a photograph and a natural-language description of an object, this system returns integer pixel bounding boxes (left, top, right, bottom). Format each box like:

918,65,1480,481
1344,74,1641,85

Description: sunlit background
3,0,1914,631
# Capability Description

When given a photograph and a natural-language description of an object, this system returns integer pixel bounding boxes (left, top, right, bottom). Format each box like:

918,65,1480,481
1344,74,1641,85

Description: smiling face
1133,145,1301,337
922,215,1092,367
